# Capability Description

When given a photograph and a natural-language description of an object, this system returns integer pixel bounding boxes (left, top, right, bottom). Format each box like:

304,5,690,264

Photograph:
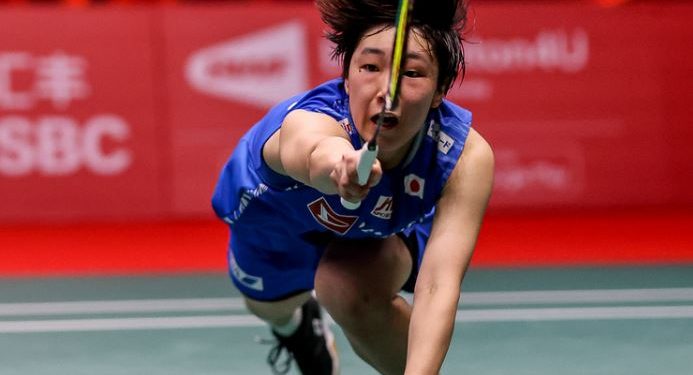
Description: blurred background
1,0,691,275
1,1,692,374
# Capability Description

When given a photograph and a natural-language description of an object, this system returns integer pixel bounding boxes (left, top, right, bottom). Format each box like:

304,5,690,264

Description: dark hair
316,0,468,94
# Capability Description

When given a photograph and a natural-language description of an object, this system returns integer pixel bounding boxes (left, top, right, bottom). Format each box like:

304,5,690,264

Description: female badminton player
211,0,493,373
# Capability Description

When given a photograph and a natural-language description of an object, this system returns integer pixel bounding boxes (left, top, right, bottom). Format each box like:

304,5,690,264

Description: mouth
371,112,399,130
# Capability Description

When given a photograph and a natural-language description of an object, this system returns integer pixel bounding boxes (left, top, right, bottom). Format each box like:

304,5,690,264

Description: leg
245,292,339,375
314,236,413,375
227,240,339,374
245,292,312,327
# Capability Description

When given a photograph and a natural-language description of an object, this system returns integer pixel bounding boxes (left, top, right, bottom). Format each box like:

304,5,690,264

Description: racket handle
340,198,361,210
341,144,378,210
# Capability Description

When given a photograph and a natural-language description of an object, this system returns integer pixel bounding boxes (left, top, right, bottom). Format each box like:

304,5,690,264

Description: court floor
1,265,693,374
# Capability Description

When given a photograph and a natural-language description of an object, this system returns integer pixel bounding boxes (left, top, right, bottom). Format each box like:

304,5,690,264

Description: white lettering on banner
497,161,570,192
0,117,32,175
82,116,131,175
0,115,132,176
466,29,589,74
450,79,494,101
186,21,308,109
494,150,582,195
0,52,33,110
36,116,81,175
34,51,90,110
0,50,134,178
448,29,589,102
0,51,89,111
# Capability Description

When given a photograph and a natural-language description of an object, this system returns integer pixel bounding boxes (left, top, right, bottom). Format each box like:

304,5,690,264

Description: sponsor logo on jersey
371,195,393,219
229,250,264,291
307,197,358,235
185,21,308,109
338,118,354,135
404,174,425,199
224,183,269,224
427,121,454,154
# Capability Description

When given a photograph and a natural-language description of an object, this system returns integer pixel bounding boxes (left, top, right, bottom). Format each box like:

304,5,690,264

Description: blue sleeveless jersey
212,78,471,256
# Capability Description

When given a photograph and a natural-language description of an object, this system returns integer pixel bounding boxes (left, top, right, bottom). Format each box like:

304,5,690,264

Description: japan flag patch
404,174,425,199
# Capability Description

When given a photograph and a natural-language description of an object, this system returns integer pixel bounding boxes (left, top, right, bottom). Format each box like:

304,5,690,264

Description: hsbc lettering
0,50,134,177
0,115,131,176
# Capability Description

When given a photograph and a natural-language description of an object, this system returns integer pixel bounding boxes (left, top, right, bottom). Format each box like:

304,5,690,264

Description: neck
378,128,424,170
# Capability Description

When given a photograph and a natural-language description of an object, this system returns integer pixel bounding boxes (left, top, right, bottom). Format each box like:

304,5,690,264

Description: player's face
345,25,443,167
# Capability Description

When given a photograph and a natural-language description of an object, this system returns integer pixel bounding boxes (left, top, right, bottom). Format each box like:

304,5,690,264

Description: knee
314,237,412,330
244,293,311,326
314,271,390,331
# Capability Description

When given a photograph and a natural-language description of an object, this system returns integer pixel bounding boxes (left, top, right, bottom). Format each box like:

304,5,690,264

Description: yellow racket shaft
386,0,414,111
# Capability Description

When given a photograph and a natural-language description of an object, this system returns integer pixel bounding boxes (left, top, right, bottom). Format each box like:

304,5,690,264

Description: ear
344,78,350,95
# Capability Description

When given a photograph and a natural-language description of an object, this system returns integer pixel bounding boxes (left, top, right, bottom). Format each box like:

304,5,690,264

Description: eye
359,64,379,72
402,70,423,78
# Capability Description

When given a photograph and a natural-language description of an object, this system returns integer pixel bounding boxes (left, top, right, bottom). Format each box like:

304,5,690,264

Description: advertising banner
0,8,164,221
161,4,318,215
451,5,693,208
1,3,691,222
164,3,693,215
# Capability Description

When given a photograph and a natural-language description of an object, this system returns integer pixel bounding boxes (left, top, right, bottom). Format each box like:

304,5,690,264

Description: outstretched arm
405,128,494,374
268,109,382,201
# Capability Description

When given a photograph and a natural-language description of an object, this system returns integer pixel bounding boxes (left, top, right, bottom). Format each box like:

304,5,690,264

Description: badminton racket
341,0,415,209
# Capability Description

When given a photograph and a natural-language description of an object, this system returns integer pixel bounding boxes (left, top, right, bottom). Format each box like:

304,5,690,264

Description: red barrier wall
1,3,692,223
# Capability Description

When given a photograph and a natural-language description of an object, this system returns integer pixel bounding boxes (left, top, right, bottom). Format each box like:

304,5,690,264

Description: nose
375,74,388,106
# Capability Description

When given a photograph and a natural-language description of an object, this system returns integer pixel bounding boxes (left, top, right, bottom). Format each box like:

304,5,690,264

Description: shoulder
437,99,472,127
279,78,354,145
442,128,494,205
456,129,494,184
290,78,350,120
427,100,472,155
282,79,350,135
462,129,493,165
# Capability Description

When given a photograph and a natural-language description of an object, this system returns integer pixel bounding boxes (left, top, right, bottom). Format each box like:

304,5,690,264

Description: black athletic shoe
267,298,339,375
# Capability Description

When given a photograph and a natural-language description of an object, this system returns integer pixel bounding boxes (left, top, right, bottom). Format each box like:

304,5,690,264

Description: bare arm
404,128,494,375
268,109,382,200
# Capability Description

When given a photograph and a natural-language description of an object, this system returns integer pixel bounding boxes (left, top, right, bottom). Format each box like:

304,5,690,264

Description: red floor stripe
1,211,692,276
0,220,230,277
473,210,693,267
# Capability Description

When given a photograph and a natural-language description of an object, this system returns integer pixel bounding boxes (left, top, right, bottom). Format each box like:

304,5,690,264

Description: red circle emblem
409,179,420,193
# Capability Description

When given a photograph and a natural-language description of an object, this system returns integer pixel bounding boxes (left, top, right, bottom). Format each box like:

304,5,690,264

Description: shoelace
256,336,293,375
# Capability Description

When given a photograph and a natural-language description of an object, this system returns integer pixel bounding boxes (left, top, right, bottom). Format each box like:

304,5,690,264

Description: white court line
1,305,693,333
3,288,693,316
0,315,263,333
460,288,693,305
0,298,245,316
456,305,693,322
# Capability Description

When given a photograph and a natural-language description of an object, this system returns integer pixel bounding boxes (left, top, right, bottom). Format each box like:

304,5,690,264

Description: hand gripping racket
341,0,415,209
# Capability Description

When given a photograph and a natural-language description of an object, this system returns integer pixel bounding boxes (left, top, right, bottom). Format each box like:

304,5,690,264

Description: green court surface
1,265,693,374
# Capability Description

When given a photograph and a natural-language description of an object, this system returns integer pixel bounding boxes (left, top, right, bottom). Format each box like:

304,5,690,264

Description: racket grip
340,197,361,210
341,144,378,210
